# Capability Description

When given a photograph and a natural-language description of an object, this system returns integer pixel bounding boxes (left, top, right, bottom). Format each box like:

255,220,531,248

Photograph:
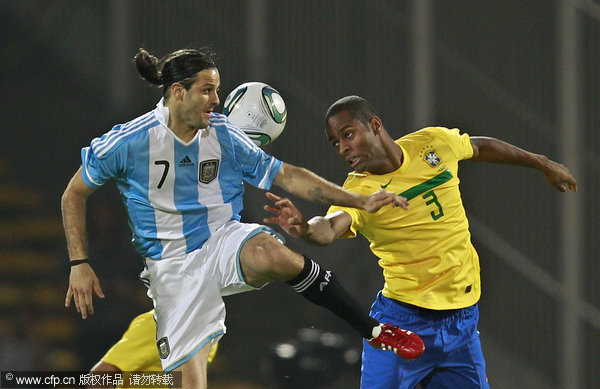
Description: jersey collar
154,98,170,128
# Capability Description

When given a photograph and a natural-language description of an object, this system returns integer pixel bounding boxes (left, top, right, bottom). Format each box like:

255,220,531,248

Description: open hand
263,192,310,238
65,263,105,319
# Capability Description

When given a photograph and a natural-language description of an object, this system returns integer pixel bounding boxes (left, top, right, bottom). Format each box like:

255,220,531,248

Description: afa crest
157,336,170,359
424,150,442,167
199,159,219,184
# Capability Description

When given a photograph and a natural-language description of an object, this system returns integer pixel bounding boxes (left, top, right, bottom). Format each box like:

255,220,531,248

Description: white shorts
139,220,283,372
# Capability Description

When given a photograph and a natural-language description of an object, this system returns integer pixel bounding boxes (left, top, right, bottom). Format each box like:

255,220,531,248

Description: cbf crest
199,159,219,184
157,336,170,359
424,150,442,167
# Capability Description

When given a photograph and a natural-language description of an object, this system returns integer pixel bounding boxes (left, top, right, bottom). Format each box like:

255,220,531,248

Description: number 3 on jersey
423,190,444,220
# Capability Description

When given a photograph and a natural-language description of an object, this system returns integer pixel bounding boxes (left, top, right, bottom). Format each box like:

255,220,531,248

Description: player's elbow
305,217,338,246
61,184,84,210
62,172,95,206
61,185,76,210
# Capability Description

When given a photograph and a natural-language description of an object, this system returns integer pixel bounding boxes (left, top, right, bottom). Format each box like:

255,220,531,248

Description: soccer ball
223,82,287,146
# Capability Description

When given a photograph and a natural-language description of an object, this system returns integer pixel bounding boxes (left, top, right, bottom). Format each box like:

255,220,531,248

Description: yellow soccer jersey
102,310,218,378
328,127,481,310
102,310,163,373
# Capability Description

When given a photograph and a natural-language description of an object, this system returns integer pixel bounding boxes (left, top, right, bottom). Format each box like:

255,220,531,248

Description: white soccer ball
223,82,287,146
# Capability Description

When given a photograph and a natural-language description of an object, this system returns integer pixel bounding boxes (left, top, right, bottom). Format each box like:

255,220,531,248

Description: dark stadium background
1,1,598,388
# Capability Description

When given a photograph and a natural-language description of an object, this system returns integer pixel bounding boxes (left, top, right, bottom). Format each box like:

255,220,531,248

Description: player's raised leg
239,232,425,359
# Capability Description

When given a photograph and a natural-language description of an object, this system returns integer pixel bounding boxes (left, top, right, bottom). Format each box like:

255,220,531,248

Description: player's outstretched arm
470,136,577,192
264,192,353,246
272,162,408,212
62,168,104,319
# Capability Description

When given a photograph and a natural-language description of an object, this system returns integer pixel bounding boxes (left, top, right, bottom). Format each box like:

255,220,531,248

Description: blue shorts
361,292,489,389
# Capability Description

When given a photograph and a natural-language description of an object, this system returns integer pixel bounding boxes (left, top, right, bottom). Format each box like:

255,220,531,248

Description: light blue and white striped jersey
80,99,283,260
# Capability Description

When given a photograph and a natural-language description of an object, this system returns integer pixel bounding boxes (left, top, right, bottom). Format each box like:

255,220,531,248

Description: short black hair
325,95,378,127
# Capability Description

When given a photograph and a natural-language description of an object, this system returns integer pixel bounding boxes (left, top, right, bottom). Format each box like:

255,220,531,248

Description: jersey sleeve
434,127,474,160
228,125,283,190
326,205,366,239
80,130,127,189
325,176,368,239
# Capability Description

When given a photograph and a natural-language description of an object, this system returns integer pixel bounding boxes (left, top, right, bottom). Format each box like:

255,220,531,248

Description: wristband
70,259,89,267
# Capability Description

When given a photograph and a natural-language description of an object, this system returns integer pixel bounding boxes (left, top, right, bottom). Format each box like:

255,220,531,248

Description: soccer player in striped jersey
264,95,577,388
61,49,423,389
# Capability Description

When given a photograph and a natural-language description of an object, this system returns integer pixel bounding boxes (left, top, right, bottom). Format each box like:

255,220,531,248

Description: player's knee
252,241,301,276
240,233,303,283
265,246,303,277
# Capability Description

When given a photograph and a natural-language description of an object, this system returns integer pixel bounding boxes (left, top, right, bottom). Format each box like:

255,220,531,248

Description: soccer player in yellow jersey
89,310,218,388
264,95,577,389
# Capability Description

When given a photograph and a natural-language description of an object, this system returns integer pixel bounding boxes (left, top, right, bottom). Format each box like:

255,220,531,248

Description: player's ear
369,116,383,135
171,82,185,100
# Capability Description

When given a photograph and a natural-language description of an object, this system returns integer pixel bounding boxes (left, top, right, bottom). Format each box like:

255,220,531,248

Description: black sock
287,256,379,339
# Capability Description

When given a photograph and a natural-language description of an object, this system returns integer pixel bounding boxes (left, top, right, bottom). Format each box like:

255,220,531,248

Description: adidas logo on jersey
178,155,194,167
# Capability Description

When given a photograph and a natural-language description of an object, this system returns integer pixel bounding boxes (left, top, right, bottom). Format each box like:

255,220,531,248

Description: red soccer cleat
367,323,425,360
